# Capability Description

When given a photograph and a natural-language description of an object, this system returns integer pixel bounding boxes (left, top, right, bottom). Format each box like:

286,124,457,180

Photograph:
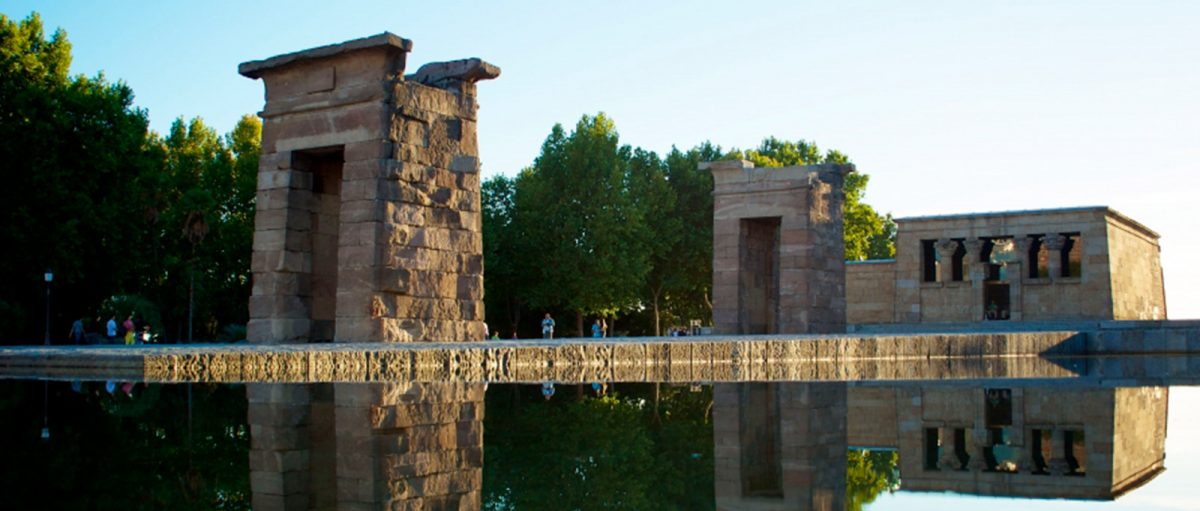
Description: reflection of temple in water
850,384,1168,500
714,382,1168,509
247,383,485,510
714,382,849,511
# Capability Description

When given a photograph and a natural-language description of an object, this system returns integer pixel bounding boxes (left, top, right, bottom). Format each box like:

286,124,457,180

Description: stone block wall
1106,215,1166,320
333,383,485,509
248,382,484,510
845,260,896,325
241,33,498,345
708,160,851,335
247,384,318,510
1111,386,1168,490
887,207,1135,324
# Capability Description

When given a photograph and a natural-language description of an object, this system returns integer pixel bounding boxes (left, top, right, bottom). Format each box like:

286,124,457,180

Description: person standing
106,315,118,344
541,313,555,339
122,314,136,346
591,319,603,338
68,318,85,345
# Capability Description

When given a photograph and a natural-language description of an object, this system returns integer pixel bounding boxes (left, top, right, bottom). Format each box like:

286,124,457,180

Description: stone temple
847,206,1166,326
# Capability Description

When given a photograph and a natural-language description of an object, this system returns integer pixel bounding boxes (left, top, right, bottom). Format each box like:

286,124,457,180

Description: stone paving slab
0,331,1086,383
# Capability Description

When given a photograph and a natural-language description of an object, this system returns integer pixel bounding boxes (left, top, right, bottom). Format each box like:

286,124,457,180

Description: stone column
1013,237,1034,281
1008,237,1032,321
966,427,989,471
937,427,963,470
935,239,960,283
1046,428,1070,476
1044,234,1067,280
963,239,986,320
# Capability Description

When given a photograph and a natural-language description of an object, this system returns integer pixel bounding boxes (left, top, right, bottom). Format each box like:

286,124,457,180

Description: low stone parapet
0,331,1085,383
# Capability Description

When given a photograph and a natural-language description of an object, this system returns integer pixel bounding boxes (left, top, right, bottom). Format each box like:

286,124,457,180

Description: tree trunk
651,286,662,336
506,295,522,339
576,310,584,338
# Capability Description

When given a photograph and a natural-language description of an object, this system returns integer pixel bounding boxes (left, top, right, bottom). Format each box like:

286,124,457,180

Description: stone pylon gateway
241,33,498,345
705,160,852,335
240,35,496,510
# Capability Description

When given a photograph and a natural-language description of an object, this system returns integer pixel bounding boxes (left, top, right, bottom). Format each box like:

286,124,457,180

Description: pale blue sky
8,1,1199,317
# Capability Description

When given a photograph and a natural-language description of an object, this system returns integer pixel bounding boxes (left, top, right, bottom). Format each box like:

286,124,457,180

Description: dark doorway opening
984,283,1010,320
738,217,780,334
739,383,782,498
293,146,345,342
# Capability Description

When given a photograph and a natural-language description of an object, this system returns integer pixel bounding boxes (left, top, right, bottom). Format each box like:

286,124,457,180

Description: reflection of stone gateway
239,33,498,510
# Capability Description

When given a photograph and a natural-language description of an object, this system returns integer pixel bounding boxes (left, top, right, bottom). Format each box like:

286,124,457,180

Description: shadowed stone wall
707,160,852,335
241,33,498,345
247,382,484,510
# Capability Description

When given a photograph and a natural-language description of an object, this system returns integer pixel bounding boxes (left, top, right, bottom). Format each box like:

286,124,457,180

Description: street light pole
43,269,53,346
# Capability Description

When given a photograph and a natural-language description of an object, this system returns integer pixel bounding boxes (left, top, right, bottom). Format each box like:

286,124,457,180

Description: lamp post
43,269,52,346
41,381,49,442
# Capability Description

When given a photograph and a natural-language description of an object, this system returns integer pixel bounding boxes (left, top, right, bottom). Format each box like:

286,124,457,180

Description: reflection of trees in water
0,381,250,510
847,449,900,511
483,383,714,511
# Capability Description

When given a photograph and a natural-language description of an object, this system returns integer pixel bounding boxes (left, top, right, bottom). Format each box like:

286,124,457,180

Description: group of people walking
66,313,155,345
537,313,607,339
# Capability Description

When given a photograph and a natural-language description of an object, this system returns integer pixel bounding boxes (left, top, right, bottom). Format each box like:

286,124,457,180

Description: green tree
482,174,525,336
484,384,714,510
846,449,899,511
0,380,250,509
655,143,724,330
516,114,649,336
0,13,161,342
147,115,259,341
730,136,896,260
626,148,675,335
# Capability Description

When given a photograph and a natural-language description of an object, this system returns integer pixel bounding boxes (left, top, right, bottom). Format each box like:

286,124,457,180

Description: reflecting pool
3,355,1199,510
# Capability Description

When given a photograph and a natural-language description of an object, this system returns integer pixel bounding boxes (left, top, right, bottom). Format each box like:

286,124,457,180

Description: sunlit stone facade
846,207,1166,325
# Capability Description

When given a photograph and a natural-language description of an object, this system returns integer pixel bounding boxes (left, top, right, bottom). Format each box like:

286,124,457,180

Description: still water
2,360,1197,510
